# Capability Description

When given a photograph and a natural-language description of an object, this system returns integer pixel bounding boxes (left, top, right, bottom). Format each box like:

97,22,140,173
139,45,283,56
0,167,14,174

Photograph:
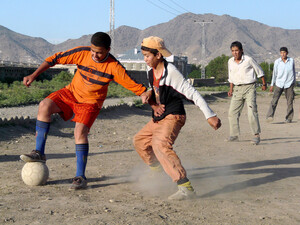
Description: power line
168,0,190,13
145,0,194,21
157,0,183,14
145,0,178,16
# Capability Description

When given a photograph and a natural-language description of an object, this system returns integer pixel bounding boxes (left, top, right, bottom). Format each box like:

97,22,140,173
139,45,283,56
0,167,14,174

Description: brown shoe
20,150,46,163
69,176,87,190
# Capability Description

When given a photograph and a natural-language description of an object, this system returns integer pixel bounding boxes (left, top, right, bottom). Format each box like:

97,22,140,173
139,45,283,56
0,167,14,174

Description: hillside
1,13,300,65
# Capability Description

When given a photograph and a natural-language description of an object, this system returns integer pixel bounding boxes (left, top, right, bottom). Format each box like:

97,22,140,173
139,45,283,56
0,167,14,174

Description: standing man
226,41,267,145
266,47,296,123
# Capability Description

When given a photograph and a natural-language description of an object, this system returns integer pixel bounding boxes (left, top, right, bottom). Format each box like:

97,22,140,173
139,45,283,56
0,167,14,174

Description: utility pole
109,0,115,54
194,20,213,79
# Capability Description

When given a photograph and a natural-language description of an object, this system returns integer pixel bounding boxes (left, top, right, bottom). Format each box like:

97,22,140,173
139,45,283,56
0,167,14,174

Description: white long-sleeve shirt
271,57,295,88
228,55,264,85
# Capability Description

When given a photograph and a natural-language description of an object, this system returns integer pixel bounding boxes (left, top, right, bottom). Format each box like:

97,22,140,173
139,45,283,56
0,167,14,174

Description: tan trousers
133,114,186,182
228,83,261,136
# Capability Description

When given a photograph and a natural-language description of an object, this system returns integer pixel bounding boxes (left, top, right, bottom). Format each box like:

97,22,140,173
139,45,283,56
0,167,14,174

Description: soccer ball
21,162,49,186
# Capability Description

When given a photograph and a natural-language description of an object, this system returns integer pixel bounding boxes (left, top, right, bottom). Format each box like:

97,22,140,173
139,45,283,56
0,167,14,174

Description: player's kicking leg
20,98,61,163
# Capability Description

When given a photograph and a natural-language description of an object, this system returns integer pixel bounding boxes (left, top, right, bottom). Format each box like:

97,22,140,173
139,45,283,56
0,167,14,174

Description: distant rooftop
117,47,179,63
117,47,144,62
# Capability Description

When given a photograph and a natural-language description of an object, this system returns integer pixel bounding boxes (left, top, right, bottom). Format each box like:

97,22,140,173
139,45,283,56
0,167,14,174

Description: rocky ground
0,93,300,225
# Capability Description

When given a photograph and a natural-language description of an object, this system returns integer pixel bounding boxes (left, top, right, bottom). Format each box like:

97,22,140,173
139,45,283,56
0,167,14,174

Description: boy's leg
70,104,99,190
245,85,261,145
266,86,283,119
151,115,186,183
70,144,89,189
284,85,295,121
150,115,196,200
74,122,90,178
245,85,261,135
35,120,50,156
133,120,158,166
20,98,61,162
69,123,90,190
228,86,245,137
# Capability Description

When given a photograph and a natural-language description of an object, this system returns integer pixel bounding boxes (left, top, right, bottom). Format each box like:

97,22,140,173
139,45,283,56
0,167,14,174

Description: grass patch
1,77,298,108
0,72,136,107
195,85,229,92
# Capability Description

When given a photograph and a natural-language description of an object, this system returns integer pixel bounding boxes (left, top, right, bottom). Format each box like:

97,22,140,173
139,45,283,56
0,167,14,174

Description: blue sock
35,120,50,155
75,144,89,179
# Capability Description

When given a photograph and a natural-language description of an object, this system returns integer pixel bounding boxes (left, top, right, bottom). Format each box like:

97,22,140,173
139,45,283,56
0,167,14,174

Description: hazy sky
1,0,299,44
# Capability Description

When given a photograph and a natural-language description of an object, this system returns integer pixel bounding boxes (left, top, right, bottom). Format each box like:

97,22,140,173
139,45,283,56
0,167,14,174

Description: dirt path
0,94,299,224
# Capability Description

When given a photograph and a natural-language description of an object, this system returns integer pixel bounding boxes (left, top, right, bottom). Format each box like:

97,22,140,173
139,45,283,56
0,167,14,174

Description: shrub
107,83,135,98
0,74,138,107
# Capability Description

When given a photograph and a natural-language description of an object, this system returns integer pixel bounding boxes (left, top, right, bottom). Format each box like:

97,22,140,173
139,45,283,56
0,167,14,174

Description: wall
126,70,148,86
0,65,68,83
188,78,215,87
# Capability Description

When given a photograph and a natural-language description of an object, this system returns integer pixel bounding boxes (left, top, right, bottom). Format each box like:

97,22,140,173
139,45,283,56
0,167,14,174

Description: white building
117,47,190,78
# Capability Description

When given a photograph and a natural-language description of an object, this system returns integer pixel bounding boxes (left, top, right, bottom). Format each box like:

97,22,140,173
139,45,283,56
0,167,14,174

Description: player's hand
153,104,165,117
269,86,273,92
140,90,152,104
23,74,35,87
207,116,221,130
228,91,233,97
261,85,267,91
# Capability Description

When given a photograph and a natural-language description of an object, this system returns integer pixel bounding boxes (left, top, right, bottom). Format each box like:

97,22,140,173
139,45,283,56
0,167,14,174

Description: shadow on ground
189,155,300,198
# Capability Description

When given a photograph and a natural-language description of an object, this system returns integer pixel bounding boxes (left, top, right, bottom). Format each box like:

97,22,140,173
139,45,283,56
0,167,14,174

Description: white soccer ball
21,162,49,186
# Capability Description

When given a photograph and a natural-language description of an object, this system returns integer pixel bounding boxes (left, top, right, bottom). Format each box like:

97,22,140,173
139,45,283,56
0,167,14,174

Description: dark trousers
266,85,295,120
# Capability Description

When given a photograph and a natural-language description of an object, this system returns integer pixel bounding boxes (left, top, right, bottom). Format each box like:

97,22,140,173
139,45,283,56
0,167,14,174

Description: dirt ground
0,93,300,225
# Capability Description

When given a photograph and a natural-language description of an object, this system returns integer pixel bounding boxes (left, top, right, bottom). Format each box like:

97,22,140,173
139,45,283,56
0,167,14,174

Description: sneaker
149,164,163,172
266,117,274,123
69,176,87,190
20,150,46,163
225,136,238,142
285,119,292,123
251,135,260,145
168,185,197,201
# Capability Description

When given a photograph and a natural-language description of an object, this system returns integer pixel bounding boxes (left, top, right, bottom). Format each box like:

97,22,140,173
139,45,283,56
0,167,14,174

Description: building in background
117,47,190,86
0,61,68,83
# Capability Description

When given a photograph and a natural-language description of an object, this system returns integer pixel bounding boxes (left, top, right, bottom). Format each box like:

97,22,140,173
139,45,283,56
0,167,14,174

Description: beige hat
141,36,172,57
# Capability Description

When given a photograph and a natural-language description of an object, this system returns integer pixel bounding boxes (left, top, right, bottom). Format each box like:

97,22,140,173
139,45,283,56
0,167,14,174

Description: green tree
260,62,274,83
206,54,230,82
188,64,202,78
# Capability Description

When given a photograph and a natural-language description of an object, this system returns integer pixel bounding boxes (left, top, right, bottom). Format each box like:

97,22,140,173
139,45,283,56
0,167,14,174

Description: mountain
0,25,54,64
1,13,300,65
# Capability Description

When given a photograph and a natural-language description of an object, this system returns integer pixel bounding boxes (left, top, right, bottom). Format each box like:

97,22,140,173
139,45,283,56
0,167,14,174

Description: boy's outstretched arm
23,61,51,87
207,116,222,130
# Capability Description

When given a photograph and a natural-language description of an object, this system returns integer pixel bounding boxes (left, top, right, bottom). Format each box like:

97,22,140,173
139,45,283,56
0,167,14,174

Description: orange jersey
45,46,146,107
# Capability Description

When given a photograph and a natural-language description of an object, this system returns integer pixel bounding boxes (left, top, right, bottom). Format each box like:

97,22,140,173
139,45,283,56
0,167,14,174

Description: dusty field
0,93,300,225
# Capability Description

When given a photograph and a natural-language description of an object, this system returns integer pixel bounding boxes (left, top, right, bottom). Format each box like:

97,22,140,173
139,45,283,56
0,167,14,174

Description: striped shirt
45,46,146,107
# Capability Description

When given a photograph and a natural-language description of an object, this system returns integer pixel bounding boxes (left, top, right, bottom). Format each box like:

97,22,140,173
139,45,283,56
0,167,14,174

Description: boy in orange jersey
20,32,149,190
133,36,221,200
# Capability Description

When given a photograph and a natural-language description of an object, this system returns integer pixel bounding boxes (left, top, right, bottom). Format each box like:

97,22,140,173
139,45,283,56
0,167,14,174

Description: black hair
91,32,111,49
141,45,159,56
230,41,243,51
280,47,288,53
